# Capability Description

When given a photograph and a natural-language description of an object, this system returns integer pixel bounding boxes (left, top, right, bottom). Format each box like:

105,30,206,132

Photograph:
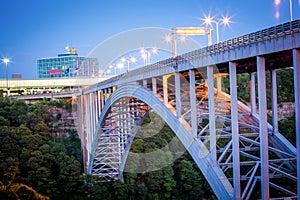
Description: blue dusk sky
0,0,299,78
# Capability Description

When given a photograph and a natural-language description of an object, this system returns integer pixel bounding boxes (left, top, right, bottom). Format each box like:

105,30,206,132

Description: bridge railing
95,58,174,89
180,19,300,59
87,19,299,91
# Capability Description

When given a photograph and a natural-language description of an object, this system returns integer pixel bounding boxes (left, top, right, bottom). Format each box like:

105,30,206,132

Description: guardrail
180,19,300,59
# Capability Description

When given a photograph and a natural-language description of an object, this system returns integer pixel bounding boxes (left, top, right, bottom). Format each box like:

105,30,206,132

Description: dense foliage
0,98,82,199
0,98,216,199
278,116,296,146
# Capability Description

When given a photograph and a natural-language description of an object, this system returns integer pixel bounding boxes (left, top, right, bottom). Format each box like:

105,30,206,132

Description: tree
0,97,11,125
9,99,28,126
27,101,52,129
55,152,82,199
0,127,21,176
19,134,44,152
34,122,51,138
0,166,49,200
278,116,296,146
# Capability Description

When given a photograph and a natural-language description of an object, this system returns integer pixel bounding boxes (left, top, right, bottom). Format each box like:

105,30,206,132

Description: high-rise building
37,47,99,78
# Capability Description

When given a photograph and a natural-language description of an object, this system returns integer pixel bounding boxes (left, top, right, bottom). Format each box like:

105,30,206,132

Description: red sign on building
49,69,62,75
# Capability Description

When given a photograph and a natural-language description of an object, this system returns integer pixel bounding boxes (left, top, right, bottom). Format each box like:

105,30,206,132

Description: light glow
3,58,10,64
130,56,136,63
179,35,187,43
274,0,281,6
275,10,280,19
117,63,124,69
164,34,172,43
141,54,147,60
140,48,146,54
274,0,281,19
221,16,231,26
152,47,157,54
204,16,213,25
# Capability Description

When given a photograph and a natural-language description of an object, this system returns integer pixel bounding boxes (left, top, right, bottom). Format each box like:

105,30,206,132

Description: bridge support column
143,79,147,88
95,92,98,120
88,94,93,149
189,69,197,136
90,93,94,140
80,94,88,172
175,72,182,118
163,75,168,104
257,56,269,200
152,78,157,94
293,49,300,198
229,61,241,199
103,89,107,103
91,93,95,145
216,76,222,93
85,93,92,169
100,89,104,110
97,90,101,117
163,75,172,104
250,72,257,115
271,69,278,134
207,66,216,163
92,92,97,139
108,87,112,98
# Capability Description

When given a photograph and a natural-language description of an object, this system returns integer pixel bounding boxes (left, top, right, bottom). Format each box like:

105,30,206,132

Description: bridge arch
88,83,233,199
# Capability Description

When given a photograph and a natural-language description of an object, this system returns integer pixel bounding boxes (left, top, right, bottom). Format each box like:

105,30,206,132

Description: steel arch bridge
76,19,300,199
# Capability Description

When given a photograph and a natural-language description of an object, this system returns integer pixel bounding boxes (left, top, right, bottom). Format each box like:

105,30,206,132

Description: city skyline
0,0,300,78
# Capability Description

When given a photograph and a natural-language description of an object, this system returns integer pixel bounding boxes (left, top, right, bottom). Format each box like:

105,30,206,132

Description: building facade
37,47,99,78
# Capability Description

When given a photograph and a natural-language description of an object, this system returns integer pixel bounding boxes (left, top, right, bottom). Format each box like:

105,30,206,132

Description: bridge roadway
76,20,299,199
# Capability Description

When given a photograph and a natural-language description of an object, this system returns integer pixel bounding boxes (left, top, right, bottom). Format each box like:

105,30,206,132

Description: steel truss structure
89,97,150,181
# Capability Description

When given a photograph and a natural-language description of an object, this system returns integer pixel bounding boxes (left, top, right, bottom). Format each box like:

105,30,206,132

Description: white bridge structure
0,77,107,97
75,20,300,199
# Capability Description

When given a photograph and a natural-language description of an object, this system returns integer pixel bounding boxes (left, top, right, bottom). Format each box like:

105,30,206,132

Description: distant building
37,47,99,79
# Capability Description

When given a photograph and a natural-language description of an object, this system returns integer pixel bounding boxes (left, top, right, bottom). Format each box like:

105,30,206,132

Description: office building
37,47,99,78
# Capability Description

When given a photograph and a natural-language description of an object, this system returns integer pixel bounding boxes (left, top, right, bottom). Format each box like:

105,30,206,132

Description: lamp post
117,62,124,73
140,48,157,65
121,56,137,71
3,58,10,96
289,0,293,21
107,64,118,75
203,15,231,43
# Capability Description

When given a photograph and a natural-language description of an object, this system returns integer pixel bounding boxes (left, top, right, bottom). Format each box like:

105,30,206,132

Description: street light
121,56,137,71
107,64,117,75
2,58,10,96
289,0,293,21
202,15,231,43
117,62,124,70
140,47,157,65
